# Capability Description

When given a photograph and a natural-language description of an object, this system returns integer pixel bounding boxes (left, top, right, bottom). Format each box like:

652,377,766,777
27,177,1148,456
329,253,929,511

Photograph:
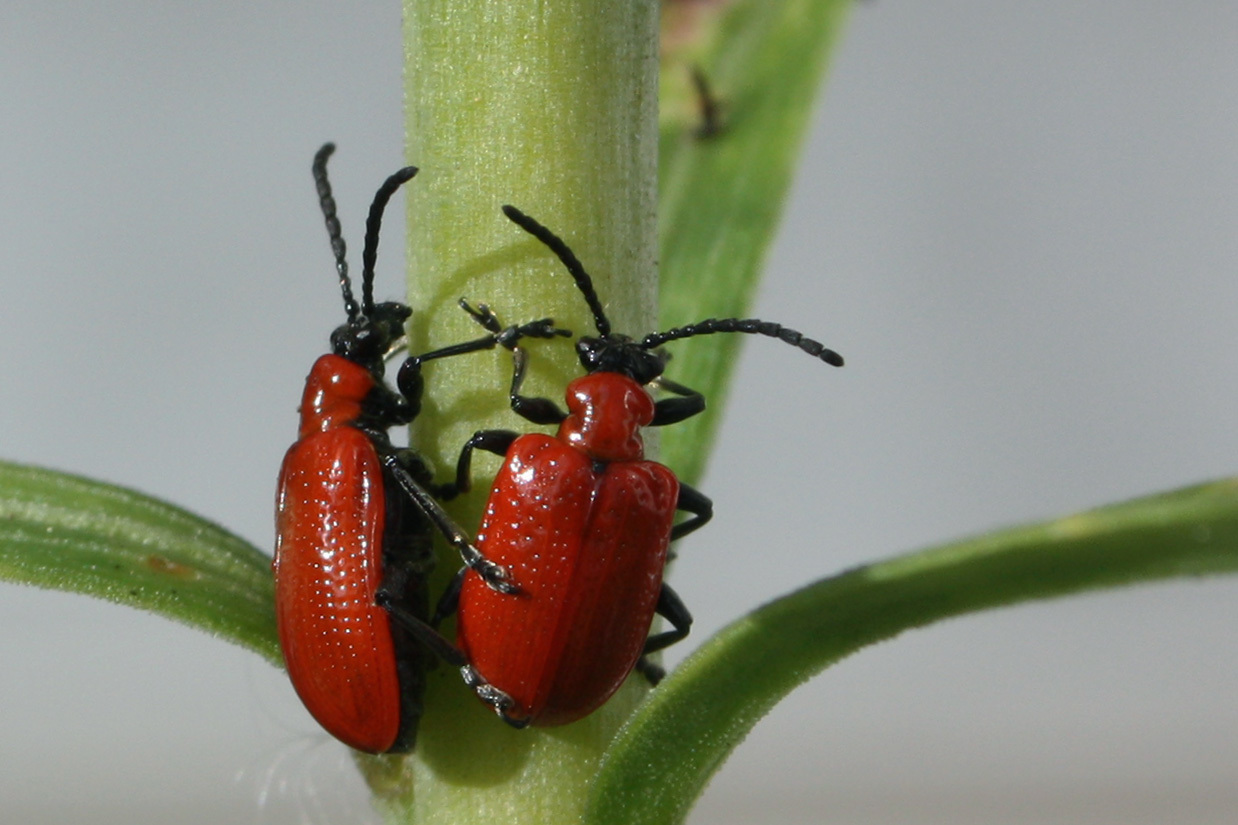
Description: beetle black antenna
502,205,612,337
312,143,359,321
360,165,419,316
641,318,844,367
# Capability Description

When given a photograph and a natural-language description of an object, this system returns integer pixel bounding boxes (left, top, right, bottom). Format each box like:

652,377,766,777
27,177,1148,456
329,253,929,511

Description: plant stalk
365,2,660,823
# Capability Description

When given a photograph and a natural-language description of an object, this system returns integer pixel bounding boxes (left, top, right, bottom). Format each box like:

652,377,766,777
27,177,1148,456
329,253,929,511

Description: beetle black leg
375,552,463,666
381,453,520,596
385,443,465,505
650,376,706,426
634,657,666,685
375,589,468,668
671,482,713,542
506,346,568,425
430,567,467,628
635,583,694,686
366,382,417,429
456,298,572,350
396,303,569,411
643,583,693,655
396,338,509,411
437,429,520,498
461,665,530,729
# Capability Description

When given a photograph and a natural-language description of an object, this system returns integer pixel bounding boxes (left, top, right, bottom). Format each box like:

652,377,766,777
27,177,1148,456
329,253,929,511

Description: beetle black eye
627,347,666,385
576,338,605,373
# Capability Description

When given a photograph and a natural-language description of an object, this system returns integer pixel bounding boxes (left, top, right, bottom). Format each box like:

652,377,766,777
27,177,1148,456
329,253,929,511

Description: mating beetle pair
273,146,843,751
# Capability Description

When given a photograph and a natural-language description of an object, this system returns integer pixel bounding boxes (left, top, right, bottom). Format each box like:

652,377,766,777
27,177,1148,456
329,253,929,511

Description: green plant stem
374,2,660,823
403,1,659,457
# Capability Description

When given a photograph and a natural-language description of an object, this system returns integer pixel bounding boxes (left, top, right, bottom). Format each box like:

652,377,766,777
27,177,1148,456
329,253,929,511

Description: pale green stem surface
377,2,660,824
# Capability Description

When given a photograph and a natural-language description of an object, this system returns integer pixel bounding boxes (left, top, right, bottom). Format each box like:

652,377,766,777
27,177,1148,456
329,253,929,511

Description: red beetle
441,205,845,727
273,146,564,753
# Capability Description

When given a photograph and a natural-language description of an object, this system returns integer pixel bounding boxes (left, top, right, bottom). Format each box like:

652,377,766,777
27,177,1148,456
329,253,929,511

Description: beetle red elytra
273,145,566,753
438,205,844,727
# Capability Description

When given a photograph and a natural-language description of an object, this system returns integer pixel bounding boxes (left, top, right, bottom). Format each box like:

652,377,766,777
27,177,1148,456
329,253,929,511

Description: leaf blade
0,460,279,664
587,479,1238,825
657,0,854,482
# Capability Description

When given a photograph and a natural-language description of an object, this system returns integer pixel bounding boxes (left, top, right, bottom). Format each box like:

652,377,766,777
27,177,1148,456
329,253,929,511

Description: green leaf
0,460,278,664
657,0,854,482
587,478,1238,825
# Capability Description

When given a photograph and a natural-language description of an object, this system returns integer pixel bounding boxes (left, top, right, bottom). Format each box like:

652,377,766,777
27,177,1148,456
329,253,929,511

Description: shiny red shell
455,372,679,726
273,354,402,754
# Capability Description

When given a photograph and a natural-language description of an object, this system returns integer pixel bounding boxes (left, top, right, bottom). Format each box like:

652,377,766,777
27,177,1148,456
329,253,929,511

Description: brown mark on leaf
145,554,201,581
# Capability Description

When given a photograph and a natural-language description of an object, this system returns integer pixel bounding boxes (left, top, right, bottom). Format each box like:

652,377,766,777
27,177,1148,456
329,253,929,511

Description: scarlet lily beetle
441,205,844,727
273,145,565,753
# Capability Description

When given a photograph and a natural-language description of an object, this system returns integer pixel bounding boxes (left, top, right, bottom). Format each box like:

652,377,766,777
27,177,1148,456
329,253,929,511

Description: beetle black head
575,334,668,385
501,204,845,383
313,143,418,373
502,205,672,382
328,301,412,367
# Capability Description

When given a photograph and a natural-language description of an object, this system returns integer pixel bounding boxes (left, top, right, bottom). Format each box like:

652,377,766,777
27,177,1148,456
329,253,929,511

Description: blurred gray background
2,2,1237,823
